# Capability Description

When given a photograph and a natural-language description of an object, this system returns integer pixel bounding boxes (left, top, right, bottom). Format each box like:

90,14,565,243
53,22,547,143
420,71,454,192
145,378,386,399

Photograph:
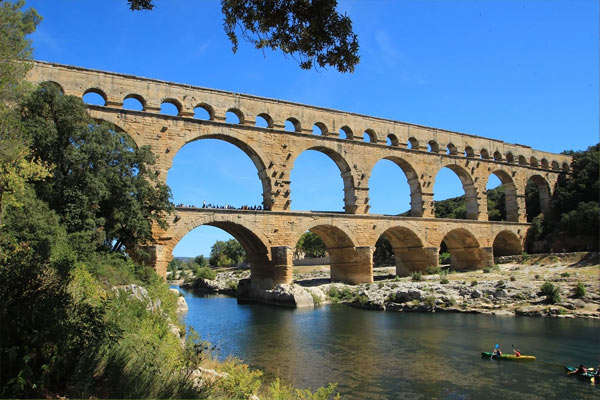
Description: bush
496,280,506,288
440,278,449,284
195,266,216,280
411,271,423,281
482,267,491,273
439,252,451,265
424,296,436,309
535,274,541,279
574,282,586,298
540,281,561,304
470,280,478,287
424,265,442,275
560,272,570,278
227,280,239,291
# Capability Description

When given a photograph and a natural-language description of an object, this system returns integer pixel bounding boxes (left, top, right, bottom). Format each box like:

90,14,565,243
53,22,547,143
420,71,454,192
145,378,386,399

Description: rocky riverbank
180,252,600,319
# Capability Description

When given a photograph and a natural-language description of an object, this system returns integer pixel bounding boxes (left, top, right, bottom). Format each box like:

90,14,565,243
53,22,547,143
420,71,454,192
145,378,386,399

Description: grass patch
470,280,478,287
424,265,442,275
411,271,423,281
574,282,586,298
540,281,561,304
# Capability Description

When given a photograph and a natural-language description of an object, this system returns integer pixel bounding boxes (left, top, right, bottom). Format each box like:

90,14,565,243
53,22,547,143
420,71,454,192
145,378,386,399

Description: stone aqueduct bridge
27,61,572,288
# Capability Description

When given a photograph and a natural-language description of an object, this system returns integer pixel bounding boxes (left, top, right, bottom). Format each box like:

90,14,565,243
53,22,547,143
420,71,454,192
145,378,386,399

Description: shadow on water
174,286,600,399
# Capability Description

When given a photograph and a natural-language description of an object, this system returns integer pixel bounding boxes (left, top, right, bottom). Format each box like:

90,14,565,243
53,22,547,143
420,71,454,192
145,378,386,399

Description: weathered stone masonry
26,61,572,288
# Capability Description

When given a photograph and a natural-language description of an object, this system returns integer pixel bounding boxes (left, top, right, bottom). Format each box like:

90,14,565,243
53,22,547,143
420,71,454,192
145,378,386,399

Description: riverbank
180,252,600,319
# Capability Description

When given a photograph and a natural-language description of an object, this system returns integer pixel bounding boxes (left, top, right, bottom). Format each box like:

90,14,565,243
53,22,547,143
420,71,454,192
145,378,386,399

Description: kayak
481,352,536,361
565,366,597,383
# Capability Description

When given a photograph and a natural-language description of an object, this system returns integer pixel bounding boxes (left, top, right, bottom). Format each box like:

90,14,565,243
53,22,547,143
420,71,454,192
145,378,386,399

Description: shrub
425,265,442,275
540,281,561,304
354,294,369,306
424,296,436,309
482,267,491,274
448,296,457,306
439,252,451,265
560,272,570,278
440,278,449,284
411,271,422,281
574,282,586,298
195,266,216,280
470,280,478,287
496,280,506,288
328,286,340,299
535,274,541,279
311,292,322,306
227,280,239,291
217,360,263,400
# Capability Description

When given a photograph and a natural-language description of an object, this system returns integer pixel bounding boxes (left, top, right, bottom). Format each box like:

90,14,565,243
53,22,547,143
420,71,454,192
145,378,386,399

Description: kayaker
492,345,502,357
574,364,587,375
513,348,521,357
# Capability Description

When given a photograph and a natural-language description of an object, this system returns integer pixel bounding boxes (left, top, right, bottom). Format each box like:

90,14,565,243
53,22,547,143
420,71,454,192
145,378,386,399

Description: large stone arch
290,145,358,213
368,155,424,217
435,164,479,219
87,109,144,143
487,170,519,222
292,220,371,284
526,174,552,219
440,228,486,270
492,230,522,257
170,131,274,210
375,225,437,276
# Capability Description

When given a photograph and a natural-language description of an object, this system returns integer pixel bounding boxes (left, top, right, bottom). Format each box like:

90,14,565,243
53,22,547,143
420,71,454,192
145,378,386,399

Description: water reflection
176,288,600,399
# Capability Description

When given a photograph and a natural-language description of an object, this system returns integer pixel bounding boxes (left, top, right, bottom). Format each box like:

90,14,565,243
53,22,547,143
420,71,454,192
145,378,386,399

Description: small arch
518,155,528,165
505,152,514,163
285,117,301,132
363,129,376,143
339,126,353,140
493,231,522,257
160,98,182,116
446,143,457,155
441,228,483,271
493,151,503,161
194,103,214,120
226,108,244,124
480,149,490,159
386,134,399,146
464,146,475,157
551,160,560,170
83,88,107,106
40,81,64,94
561,162,570,172
541,158,549,169
408,137,419,150
123,94,145,111
312,122,328,135
428,140,439,153
530,156,539,167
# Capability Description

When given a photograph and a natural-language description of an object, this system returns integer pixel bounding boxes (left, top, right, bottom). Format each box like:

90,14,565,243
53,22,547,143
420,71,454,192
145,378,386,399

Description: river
174,287,600,399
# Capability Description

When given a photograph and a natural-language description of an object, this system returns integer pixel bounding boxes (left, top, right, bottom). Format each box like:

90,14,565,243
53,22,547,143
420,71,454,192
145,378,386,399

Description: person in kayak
492,345,502,357
573,364,588,375
513,348,521,357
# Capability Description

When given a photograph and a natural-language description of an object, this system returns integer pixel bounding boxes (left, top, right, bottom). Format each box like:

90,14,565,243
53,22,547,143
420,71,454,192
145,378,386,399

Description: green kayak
481,352,536,361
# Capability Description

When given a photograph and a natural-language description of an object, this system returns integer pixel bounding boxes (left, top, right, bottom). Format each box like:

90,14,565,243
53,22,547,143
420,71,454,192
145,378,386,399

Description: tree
295,231,326,258
127,0,360,73
209,239,245,267
373,235,393,266
20,83,173,256
0,0,48,223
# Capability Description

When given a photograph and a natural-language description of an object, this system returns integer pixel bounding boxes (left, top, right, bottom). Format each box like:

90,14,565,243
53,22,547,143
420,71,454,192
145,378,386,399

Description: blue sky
26,0,599,257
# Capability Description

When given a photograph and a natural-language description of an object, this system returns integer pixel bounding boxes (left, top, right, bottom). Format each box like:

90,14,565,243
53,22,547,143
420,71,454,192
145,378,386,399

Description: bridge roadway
151,207,529,287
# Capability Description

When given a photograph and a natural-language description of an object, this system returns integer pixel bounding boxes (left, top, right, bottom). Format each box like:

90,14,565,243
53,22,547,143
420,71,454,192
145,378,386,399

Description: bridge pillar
329,246,373,284
516,194,527,222
421,192,435,218
250,246,293,289
143,243,173,279
394,246,439,276
448,246,494,271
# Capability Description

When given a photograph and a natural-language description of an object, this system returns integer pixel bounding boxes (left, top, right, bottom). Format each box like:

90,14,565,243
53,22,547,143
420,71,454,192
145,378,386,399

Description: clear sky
25,0,599,257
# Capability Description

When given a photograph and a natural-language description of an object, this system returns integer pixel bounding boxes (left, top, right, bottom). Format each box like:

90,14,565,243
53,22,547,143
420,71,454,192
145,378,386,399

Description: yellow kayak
481,352,536,361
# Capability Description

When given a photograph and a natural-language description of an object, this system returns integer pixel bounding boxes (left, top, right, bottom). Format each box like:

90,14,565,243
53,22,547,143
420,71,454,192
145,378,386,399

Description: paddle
511,343,520,357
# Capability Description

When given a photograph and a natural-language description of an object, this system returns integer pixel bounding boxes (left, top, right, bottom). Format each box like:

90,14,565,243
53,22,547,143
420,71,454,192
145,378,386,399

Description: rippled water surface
175,287,600,399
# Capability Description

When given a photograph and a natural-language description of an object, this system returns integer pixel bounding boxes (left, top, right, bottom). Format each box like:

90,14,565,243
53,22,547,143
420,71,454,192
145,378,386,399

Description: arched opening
293,224,365,284
518,155,528,165
480,149,490,159
171,222,269,283
386,134,399,146
363,129,376,143
530,156,539,167
226,108,244,124
339,126,353,140
464,146,475,158
561,162,570,172
123,94,145,111
312,122,328,136
255,114,271,128
440,228,482,271
408,137,419,150
167,136,270,210
428,141,439,153
446,143,457,155
551,161,560,170
486,171,518,222
541,159,549,169
525,175,551,221
82,88,107,106
375,227,432,277
492,231,522,257
433,165,478,220
285,118,301,132
493,151,503,161
506,152,515,163
41,81,64,94
290,147,354,213
369,157,422,216
194,104,213,120
160,99,181,116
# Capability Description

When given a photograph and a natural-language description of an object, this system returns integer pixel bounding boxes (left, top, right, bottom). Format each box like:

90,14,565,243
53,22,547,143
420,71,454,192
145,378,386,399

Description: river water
175,287,600,399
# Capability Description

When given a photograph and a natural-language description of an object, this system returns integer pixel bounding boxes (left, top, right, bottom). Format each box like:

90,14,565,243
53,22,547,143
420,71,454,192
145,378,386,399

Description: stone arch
290,145,357,213
123,93,146,110
428,140,440,153
194,103,215,120
285,117,301,132
551,160,560,170
518,155,527,165
226,107,245,124
440,228,484,270
530,156,539,167
492,230,522,257
339,125,353,140
363,129,377,143
255,113,273,128
370,156,424,216
561,162,570,172
408,137,419,150
526,174,551,219
446,143,458,155
40,80,64,94
173,132,273,210
376,226,436,276
161,98,183,116
88,111,143,144
464,146,475,158
493,150,503,161
435,164,479,219
541,158,549,169
83,87,107,105
506,152,515,163
487,170,519,222
387,134,399,146
480,148,490,159
313,122,328,136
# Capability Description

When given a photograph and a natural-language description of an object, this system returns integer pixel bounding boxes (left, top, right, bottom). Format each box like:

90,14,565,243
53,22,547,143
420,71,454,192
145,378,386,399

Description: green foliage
194,254,209,267
560,272,570,278
470,280,478,286
20,83,173,257
486,186,507,221
373,234,393,265
217,360,263,400
295,231,326,258
440,278,449,284
209,238,245,267
574,282,586,298
424,265,442,275
540,281,561,304
411,271,422,281
227,279,239,291
439,252,451,265
195,265,217,280
434,195,467,219
424,295,436,309
310,292,322,306
327,286,353,302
